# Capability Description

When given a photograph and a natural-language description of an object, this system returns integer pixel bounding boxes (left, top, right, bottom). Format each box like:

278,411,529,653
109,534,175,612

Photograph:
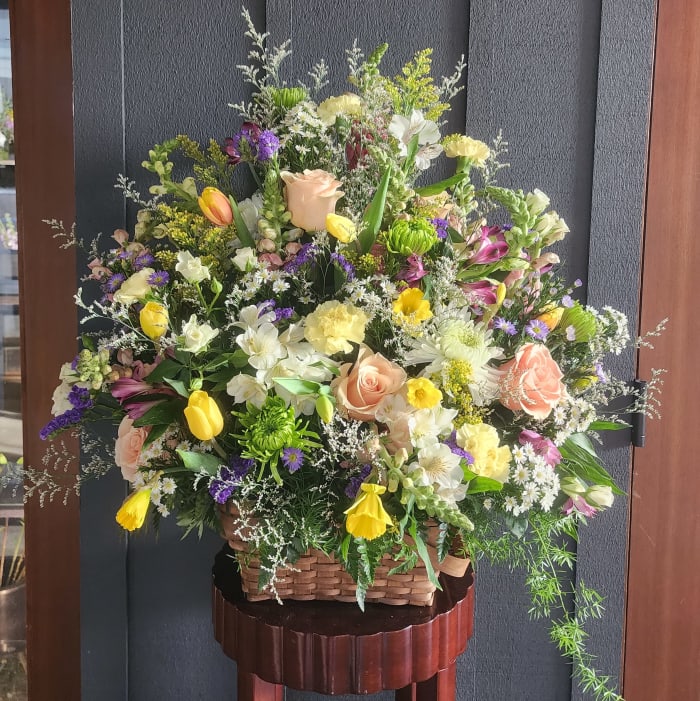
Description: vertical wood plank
9,0,81,699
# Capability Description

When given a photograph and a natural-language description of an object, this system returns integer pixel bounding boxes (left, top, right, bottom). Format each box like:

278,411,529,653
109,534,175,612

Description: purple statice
345,464,373,498
257,299,276,316
561,294,574,308
525,319,550,340
431,217,449,240
493,316,517,336
68,385,94,411
105,273,126,294
283,243,318,274
225,122,262,164
39,408,84,440
282,447,304,473
330,251,356,281
256,130,280,161
444,431,474,463
133,252,155,270
274,307,293,322
208,456,255,504
148,270,170,287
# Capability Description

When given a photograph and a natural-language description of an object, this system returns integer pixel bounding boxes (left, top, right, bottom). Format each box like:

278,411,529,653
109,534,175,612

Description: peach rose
499,343,565,419
280,169,344,231
332,344,407,421
114,416,149,482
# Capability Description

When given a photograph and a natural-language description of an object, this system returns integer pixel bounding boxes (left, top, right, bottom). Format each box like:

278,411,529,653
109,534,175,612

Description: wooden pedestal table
212,546,475,700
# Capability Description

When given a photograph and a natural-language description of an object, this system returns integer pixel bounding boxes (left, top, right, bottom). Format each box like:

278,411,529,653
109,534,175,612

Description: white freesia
175,251,210,283
408,406,458,450
238,192,264,234
232,246,257,272
389,110,443,169
180,314,219,354
236,322,285,370
232,304,276,332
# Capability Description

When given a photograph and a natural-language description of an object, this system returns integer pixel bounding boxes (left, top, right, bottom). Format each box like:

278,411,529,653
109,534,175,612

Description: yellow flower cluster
440,360,482,427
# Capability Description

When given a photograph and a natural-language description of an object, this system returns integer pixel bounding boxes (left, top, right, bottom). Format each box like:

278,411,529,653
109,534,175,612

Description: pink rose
280,169,344,231
499,343,565,419
331,345,407,421
114,416,149,482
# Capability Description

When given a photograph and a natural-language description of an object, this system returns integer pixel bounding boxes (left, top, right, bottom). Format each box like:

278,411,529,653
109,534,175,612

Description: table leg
395,661,457,701
237,671,284,701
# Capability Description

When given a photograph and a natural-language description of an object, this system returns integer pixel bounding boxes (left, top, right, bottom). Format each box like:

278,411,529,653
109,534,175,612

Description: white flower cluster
507,443,561,515
551,396,598,444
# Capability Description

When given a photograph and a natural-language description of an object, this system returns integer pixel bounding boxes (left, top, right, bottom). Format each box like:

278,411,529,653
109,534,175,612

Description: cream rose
114,416,149,482
304,300,368,355
180,314,219,354
280,169,344,231
455,422,511,483
112,268,154,305
331,344,407,421
499,343,565,419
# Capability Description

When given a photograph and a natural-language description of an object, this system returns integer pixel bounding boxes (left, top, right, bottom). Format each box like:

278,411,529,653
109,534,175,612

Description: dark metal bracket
630,379,648,448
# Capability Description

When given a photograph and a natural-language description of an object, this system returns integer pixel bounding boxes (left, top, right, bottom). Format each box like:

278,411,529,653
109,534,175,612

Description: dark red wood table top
212,545,475,696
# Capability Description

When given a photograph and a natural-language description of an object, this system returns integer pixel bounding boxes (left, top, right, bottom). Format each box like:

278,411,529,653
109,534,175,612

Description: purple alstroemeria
519,429,562,466
461,279,498,306
562,496,597,518
396,254,428,286
468,225,509,264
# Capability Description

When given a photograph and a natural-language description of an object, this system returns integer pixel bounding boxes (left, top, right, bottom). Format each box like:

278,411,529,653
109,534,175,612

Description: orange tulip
198,187,233,227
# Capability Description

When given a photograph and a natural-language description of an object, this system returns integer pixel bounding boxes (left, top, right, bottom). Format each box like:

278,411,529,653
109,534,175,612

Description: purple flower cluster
344,464,373,498
225,122,280,164
209,456,255,504
148,270,170,287
444,432,474,463
258,299,294,323
330,252,355,281
282,447,304,473
431,217,449,240
134,252,155,270
40,386,95,440
493,316,517,336
283,243,318,274
525,319,549,340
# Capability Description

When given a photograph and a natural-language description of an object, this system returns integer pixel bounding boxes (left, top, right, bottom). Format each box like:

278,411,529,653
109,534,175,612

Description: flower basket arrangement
36,10,661,699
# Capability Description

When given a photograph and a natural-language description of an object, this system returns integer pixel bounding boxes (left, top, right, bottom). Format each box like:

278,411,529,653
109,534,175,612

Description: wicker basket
218,502,469,606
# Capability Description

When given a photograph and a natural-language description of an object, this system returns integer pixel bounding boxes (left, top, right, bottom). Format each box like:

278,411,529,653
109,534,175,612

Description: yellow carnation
304,300,368,355
443,135,490,165
317,93,363,126
455,422,511,483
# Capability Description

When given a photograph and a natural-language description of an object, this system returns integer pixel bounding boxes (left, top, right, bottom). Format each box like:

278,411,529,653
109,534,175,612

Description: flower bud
526,188,550,216
198,187,233,227
585,485,614,509
325,213,357,243
315,394,334,423
560,475,587,497
184,390,224,441
139,301,169,340
116,487,152,531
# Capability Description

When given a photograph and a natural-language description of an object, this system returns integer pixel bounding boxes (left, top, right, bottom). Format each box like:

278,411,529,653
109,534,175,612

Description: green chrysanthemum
385,218,438,256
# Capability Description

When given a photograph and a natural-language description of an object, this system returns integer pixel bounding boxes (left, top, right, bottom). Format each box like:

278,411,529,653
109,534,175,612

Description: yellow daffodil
198,187,233,227
184,390,224,441
406,377,443,409
392,288,432,324
344,483,392,540
325,213,357,243
139,301,169,340
115,487,152,531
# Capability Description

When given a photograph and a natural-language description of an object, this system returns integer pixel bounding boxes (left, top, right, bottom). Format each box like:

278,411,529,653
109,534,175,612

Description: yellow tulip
184,390,224,441
139,301,169,340
344,483,393,540
325,213,357,243
198,187,233,227
116,488,152,531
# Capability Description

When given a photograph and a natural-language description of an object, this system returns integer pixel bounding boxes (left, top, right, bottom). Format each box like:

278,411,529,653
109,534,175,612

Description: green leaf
358,165,392,253
588,420,629,431
81,334,96,352
176,449,222,475
559,436,625,495
132,399,183,428
415,172,469,197
142,357,185,385
409,521,440,589
229,196,255,248
273,377,321,396
466,476,504,494
163,377,190,398
142,422,169,449
505,513,528,538
402,133,420,175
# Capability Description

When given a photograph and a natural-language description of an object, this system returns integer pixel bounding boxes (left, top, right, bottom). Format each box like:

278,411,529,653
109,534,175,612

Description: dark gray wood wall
72,1,655,699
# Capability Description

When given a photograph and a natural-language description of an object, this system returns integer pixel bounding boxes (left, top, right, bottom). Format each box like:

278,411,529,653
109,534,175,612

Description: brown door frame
624,0,700,698
10,0,81,698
